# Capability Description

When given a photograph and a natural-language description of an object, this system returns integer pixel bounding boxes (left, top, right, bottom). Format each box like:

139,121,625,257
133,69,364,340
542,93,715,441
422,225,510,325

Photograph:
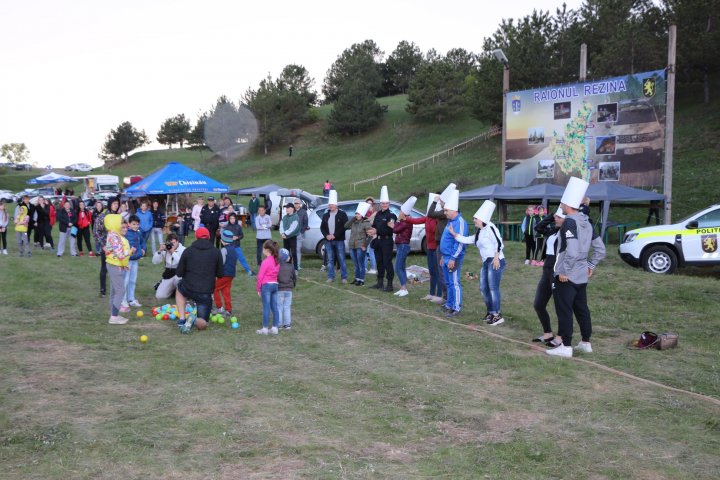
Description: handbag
70,226,78,237
632,331,679,350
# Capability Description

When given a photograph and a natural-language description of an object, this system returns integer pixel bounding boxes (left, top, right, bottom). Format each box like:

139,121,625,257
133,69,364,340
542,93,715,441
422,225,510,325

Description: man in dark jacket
57,200,78,257
199,196,221,244
294,199,308,270
427,195,448,303
319,192,348,283
368,189,397,292
175,227,224,332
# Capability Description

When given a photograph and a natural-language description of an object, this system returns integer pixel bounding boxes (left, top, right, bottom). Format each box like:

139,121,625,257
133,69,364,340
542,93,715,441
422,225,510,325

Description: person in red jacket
391,196,417,297
406,194,441,301
76,200,93,256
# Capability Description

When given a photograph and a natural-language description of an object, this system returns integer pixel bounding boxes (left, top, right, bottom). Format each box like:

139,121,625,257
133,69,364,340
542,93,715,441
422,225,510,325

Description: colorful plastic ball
170,314,176,320
155,314,163,321
162,314,169,321
230,316,237,323
218,317,225,324
151,308,158,316
137,310,144,317
140,335,148,343
231,322,239,329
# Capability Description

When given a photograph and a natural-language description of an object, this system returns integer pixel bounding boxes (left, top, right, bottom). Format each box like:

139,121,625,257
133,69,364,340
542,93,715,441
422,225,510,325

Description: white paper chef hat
560,177,589,210
473,200,496,224
400,196,417,215
379,185,389,203
328,190,338,205
439,183,456,203
444,189,459,211
355,202,370,217
427,193,440,214
554,206,565,218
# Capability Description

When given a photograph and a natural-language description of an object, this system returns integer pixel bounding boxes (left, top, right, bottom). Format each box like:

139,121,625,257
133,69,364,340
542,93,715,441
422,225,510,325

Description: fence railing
350,126,501,191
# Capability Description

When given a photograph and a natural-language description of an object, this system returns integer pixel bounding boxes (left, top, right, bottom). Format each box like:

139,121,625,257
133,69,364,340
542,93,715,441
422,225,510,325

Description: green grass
0,221,719,478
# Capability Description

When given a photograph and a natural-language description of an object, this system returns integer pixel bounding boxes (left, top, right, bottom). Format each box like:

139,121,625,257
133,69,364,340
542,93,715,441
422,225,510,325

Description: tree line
99,0,718,162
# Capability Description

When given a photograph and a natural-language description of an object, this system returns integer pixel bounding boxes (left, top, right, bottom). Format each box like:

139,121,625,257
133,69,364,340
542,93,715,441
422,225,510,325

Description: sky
0,0,583,168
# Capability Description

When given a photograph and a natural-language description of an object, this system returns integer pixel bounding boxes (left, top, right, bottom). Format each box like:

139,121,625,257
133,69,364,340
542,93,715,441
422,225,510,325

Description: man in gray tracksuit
549,206,605,357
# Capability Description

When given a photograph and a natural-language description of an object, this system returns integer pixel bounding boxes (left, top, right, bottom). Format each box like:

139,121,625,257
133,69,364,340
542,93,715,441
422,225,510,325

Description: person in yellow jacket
14,205,30,257
104,214,132,325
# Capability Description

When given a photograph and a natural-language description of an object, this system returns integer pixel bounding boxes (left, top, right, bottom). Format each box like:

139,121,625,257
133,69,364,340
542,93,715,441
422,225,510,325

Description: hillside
2,93,718,220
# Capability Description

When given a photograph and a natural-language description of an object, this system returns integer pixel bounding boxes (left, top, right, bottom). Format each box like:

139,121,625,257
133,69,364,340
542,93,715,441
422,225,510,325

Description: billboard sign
504,69,666,188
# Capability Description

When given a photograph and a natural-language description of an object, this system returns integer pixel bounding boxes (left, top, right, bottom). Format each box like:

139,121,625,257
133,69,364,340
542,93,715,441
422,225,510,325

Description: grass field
0,220,718,478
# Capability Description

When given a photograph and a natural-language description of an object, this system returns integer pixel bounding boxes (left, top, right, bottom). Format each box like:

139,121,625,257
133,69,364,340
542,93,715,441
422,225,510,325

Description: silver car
301,200,427,256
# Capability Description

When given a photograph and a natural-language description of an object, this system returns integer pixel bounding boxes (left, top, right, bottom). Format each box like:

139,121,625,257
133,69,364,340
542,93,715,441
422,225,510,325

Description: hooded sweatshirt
104,214,130,267
554,212,606,284
176,238,224,293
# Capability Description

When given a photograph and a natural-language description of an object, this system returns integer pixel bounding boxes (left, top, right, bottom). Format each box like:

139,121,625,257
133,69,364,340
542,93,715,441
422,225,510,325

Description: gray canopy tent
459,182,665,239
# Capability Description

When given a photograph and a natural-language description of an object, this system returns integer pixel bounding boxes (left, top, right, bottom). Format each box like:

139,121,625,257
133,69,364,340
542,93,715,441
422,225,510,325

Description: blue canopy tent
124,162,229,214
124,162,229,197
27,172,78,185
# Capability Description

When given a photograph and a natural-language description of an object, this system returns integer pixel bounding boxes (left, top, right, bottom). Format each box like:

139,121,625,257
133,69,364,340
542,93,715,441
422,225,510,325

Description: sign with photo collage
504,69,667,188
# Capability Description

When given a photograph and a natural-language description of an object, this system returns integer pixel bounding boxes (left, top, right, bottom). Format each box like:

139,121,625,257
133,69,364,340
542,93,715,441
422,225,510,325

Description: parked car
15,163,32,171
65,163,93,172
300,200,427,256
619,204,720,274
0,190,17,203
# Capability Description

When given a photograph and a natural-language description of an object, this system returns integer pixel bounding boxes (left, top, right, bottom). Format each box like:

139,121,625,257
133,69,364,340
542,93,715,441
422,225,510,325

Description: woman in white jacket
449,201,506,326
152,233,186,299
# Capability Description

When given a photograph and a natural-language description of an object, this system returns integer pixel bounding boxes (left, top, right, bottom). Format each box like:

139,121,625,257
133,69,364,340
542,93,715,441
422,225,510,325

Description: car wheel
641,245,677,274
316,241,325,257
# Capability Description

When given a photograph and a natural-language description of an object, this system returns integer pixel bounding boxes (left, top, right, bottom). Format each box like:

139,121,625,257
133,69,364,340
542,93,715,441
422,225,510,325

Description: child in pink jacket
256,240,280,335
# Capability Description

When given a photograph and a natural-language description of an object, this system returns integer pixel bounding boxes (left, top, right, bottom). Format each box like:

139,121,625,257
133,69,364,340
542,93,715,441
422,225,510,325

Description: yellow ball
140,335,148,343
137,310,144,317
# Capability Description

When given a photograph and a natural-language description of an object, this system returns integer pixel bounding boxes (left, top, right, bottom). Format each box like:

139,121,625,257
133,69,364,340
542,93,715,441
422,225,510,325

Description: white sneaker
367,269,377,274
108,316,128,325
120,301,129,308
397,290,408,297
524,259,530,265
119,306,131,313
546,345,573,358
129,300,142,307
256,327,269,335
270,327,279,335
393,290,402,296
574,341,593,353
2,249,7,255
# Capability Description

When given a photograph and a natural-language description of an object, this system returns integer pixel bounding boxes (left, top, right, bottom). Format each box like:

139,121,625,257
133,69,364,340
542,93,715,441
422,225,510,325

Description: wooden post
579,43,587,81
664,25,676,224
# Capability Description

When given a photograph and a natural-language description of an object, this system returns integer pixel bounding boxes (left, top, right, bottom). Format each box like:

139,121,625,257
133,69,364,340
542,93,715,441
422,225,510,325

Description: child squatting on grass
104,214,131,325
256,240,280,335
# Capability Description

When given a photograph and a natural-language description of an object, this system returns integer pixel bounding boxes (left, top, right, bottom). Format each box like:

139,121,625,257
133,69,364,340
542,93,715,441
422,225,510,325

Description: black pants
524,234,535,260
374,237,394,284
553,279,591,346
99,250,108,294
37,222,54,248
646,208,660,225
534,237,546,261
0,230,6,250
533,264,555,334
76,227,92,252
256,238,266,265
283,236,298,271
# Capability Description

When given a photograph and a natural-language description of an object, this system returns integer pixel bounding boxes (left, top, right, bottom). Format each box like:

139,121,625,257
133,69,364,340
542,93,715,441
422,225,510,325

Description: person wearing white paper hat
531,206,565,346
320,190,349,283
368,186,397,292
391,196,417,297
345,202,373,286
404,193,442,301
437,189,467,317
364,197,378,274
427,191,451,304
450,200,506,325
547,178,606,358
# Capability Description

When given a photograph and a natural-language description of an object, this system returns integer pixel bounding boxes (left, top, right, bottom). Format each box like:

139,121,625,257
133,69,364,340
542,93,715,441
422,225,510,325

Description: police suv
619,204,720,274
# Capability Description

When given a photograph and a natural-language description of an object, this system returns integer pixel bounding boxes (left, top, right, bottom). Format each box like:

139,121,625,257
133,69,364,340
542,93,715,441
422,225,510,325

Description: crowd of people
1,177,605,356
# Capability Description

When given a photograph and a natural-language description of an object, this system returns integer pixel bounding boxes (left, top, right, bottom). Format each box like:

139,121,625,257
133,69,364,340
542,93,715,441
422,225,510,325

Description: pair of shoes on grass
256,327,279,335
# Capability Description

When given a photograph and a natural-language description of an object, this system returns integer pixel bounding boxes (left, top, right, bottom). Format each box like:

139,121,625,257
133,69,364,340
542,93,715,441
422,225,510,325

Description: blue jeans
395,243,410,286
249,213,256,230
426,248,442,296
234,246,252,273
277,290,293,327
442,255,464,312
123,260,139,302
366,246,377,270
261,282,279,328
480,257,506,314
349,247,367,281
325,240,347,280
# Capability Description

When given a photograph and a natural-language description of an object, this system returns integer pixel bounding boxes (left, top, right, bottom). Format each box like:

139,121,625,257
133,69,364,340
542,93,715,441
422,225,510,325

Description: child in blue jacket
122,214,146,310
